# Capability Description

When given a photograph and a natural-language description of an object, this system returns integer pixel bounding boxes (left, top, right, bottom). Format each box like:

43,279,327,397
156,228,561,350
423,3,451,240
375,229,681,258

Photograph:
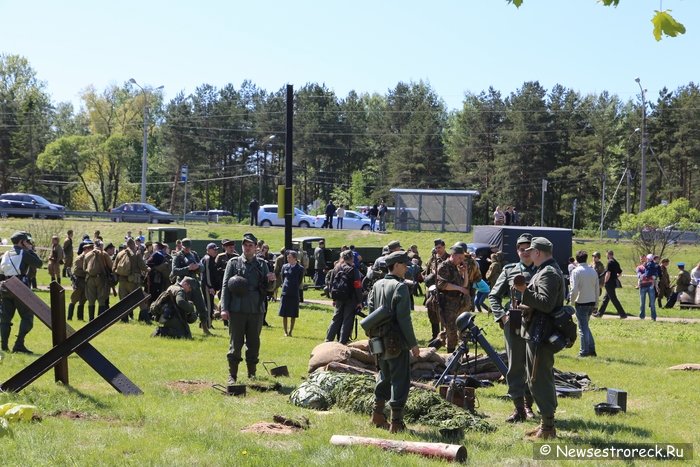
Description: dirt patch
240,422,299,435
51,410,95,420
166,380,214,394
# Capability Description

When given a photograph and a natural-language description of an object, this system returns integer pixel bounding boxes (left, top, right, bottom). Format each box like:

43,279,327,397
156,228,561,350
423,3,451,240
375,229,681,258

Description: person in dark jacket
324,250,362,344
278,250,304,336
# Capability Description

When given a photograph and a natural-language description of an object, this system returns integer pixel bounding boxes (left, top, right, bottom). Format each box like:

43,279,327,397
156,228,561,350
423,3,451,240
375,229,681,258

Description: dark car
110,203,175,224
0,192,65,219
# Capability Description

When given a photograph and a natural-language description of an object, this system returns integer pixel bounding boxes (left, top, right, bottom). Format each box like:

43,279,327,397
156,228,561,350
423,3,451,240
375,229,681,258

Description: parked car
184,209,233,222
258,204,316,228
0,192,65,219
313,210,371,230
110,203,175,224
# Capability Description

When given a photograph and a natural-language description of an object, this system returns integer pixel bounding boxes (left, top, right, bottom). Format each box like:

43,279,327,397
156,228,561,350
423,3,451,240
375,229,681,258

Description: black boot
227,355,239,385
88,306,96,322
389,407,406,433
247,362,257,379
98,306,108,317
77,304,85,321
506,397,527,423
67,303,75,320
431,322,440,340
524,394,536,420
12,334,32,354
1,324,10,351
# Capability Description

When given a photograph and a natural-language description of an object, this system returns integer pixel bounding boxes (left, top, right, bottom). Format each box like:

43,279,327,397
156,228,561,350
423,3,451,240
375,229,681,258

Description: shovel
212,383,246,397
263,361,289,377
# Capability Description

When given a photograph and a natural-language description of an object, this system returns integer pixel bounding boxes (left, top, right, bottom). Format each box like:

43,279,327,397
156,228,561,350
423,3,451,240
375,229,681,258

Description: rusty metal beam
1,278,145,395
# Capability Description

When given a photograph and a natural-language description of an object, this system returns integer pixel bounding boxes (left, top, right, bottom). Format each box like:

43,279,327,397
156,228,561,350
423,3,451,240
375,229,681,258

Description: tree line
1,53,699,230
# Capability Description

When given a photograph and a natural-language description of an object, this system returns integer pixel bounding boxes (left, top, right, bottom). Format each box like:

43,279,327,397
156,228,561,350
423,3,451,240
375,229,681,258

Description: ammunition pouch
424,273,436,287
508,307,522,333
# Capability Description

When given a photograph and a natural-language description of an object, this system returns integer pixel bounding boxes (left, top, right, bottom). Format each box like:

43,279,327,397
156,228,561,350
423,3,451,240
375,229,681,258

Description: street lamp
626,128,641,214
130,78,164,203
258,134,276,202
635,77,647,212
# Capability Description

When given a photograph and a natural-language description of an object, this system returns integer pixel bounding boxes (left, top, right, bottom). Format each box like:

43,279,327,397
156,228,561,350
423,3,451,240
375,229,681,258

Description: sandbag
347,340,370,352
348,347,376,366
308,342,352,373
410,347,445,365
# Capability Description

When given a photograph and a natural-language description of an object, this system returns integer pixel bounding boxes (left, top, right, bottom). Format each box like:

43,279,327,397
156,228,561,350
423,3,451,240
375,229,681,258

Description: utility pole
284,85,294,251
129,79,164,203
635,77,647,212
540,179,547,227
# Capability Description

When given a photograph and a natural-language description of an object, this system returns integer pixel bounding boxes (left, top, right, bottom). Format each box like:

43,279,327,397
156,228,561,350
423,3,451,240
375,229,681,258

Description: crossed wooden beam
1,277,145,395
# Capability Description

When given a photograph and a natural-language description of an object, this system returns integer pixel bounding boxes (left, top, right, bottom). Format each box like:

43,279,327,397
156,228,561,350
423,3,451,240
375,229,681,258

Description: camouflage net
290,371,494,432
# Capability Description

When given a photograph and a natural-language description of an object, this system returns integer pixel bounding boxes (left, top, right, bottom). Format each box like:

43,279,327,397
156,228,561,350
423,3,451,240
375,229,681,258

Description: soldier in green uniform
423,239,449,340
488,233,536,422
113,237,149,322
513,237,565,439
151,277,198,339
436,244,471,352
172,238,209,335
665,262,691,308
220,233,276,383
84,240,113,321
62,230,74,279
0,231,44,353
368,250,420,433
67,240,93,321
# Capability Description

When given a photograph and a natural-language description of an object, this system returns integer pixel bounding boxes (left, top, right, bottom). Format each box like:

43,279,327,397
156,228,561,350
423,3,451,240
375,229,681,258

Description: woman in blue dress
279,250,304,336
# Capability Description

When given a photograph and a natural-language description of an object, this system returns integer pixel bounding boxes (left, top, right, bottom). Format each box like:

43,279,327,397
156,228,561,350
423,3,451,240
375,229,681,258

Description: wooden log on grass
330,435,467,463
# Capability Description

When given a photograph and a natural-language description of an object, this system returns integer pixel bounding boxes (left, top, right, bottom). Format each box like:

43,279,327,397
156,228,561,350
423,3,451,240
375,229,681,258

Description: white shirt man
569,250,599,357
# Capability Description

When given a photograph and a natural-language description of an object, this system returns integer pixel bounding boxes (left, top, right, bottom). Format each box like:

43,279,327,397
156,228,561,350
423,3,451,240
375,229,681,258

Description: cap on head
385,250,409,266
181,238,192,248
52,235,59,240
207,242,219,251
155,242,165,249
126,238,136,247
677,262,685,267
450,243,465,255
525,237,553,253
646,254,654,261
516,233,533,246
221,239,235,247
105,242,115,250
242,232,257,245
10,231,30,244
180,277,196,287
592,251,601,258
434,238,445,246
387,240,402,251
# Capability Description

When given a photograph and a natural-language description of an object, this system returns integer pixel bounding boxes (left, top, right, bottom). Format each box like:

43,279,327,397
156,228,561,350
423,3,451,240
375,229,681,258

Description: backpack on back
149,287,175,321
330,265,352,301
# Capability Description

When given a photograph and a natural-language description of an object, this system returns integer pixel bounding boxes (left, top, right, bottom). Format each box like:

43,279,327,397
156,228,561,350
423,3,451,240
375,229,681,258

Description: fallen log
330,434,467,463
324,361,435,391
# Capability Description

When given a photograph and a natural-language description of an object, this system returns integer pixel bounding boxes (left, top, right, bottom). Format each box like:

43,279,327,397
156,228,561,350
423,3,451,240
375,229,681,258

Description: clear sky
1,0,697,110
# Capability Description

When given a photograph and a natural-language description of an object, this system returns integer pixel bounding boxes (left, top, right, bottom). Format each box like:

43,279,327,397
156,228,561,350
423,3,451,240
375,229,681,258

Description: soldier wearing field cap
488,232,537,422
47,235,64,285
0,231,43,353
423,238,449,340
220,232,276,383
513,236,565,439
368,250,420,433
113,237,149,322
171,238,208,335
68,239,93,321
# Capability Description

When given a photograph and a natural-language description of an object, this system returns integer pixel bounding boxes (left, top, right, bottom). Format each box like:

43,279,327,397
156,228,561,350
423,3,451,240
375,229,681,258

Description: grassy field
1,219,699,465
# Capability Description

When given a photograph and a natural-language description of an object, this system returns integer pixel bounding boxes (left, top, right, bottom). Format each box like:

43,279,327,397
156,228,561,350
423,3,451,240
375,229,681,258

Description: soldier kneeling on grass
150,277,199,339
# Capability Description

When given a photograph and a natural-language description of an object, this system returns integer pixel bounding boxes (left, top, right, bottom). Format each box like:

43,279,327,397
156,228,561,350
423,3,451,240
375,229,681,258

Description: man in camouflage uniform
368,250,420,433
220,233,276,382
84,240,113,321
435,243,472,352
62,230,74,279
67,239,92,321
514,237,565,439
171,238,209,335
423,238,449,340
488,233,536,423
113,238,149,322
455,241,483,311
48,235,64,285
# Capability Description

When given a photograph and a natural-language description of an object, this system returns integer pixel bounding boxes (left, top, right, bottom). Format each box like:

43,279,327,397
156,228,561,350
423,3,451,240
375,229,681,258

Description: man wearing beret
368,250,420,433
513,236,564,439
220,233,276,383
488,233,537,423
0,231,43,353
423,239,449,340
434,243,472,352
171,238,209,335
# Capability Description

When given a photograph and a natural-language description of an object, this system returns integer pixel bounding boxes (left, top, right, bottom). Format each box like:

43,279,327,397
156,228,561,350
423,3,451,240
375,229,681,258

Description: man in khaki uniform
62,230,74,279
423,238,449,340
48,235,64,284
435,243,472,352
67,240,92,321
84,240,113,321
113,238,149,322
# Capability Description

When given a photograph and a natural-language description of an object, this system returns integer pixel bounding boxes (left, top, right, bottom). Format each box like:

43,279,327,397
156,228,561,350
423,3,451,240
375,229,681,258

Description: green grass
1,219,699,465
